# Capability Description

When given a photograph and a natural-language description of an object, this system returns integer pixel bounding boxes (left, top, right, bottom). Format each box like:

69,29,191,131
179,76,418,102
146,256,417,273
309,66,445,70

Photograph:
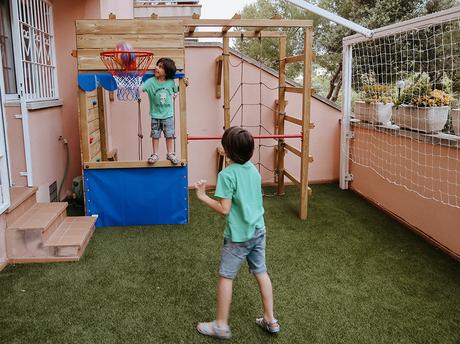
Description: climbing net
343,13,460,208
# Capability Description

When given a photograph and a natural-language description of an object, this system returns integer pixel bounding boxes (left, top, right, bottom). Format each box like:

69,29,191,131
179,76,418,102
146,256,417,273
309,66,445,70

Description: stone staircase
5,187,96,263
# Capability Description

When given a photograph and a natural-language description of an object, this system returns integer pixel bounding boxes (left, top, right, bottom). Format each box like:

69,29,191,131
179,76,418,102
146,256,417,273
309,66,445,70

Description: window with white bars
0,0,17,94
18,0,57,101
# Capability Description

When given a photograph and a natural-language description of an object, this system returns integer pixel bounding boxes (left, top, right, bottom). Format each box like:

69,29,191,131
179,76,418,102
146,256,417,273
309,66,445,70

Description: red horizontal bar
188,134,302,141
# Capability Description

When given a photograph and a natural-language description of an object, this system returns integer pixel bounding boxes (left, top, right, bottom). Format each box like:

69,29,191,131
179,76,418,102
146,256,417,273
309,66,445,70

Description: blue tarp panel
84,167,188,227
78,72,185,92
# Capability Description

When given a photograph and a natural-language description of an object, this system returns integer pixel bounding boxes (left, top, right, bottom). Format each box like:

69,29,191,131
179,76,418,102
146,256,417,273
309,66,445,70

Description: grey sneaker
197,321,231,340
147,153,159,164
256,317,280,334
166,152,179,165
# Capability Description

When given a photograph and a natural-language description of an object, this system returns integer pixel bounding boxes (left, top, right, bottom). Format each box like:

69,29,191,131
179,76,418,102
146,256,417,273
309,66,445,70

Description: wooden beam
76,34,184,49
284,169,300,188
84,160,187,169
284,115,302,126
284,143,301,157
97,87,108,161
76,20,183,35
277,35,286,195
222,14,241,33
188,13,201,34
185,31,285,38
254,15,280,35
215,56,223,99
78,89,91,163
285,52,316,64
300,27,313,220
179,78,188,161
183,19,313,28
223,36,230,129
285,86,303,94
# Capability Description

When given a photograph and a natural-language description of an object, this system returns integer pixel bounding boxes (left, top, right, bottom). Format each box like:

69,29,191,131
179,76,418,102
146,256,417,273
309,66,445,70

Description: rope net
347,16,460,208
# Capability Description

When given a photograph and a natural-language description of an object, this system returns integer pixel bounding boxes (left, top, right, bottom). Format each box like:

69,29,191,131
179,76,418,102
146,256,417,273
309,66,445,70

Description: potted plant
353,84,394,124
394,73,453,133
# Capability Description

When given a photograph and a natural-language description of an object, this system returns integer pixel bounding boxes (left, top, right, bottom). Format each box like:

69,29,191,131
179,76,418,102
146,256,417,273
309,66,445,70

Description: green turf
1,184,459,344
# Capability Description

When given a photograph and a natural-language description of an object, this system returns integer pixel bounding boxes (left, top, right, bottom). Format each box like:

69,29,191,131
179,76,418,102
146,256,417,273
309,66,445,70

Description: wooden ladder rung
284,115,302,126
283,169,300,188
284,52,316,64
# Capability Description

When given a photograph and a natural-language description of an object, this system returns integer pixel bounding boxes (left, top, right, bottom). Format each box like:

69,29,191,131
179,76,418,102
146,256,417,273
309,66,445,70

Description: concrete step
6,187,38,226
8,202,68,232
43,217,96,257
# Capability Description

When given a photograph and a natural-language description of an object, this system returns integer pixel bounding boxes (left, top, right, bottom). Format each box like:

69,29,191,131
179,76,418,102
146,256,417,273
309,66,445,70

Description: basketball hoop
100,50,154,101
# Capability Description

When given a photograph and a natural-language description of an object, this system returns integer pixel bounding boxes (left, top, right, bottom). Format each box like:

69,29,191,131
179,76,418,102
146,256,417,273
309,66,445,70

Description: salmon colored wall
28,108,67,202
108,45,341,187
350,127,460,258
0,214,6,265
4,105,27,187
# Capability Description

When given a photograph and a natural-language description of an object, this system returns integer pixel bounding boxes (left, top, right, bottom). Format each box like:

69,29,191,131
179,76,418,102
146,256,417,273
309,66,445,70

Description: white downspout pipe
11,0,33,187
285,0,373,38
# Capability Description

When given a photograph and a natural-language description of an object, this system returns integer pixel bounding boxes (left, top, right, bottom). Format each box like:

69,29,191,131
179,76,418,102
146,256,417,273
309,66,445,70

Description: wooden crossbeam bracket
222,14,241,33
284,86,316,95
108,13,116,19
215,56,223,99
284,115,302,126
284,52,316,64
188,13,201,33
150,13,158,19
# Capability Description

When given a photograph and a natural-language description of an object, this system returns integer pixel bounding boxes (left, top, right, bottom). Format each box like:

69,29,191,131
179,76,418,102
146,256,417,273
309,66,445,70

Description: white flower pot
451,109,460,136
393,105,449,133
353,101,393,124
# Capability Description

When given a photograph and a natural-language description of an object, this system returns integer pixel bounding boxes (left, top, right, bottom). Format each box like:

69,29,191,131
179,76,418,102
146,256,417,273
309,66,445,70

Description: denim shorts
219,227,267,279
151,117,174,139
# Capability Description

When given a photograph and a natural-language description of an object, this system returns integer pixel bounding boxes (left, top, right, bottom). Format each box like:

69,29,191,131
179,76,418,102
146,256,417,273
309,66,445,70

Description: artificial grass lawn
1,184,459,344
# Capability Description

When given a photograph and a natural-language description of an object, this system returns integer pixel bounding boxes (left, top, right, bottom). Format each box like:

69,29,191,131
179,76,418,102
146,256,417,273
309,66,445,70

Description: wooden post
179,78,188,161
277,35,286,195
97,87,108,161
78,88,90,163
223,36,230,129
300,27,313,220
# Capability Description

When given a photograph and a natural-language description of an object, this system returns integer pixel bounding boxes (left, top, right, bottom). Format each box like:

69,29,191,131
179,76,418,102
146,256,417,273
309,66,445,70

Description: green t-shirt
142,77,178,119
215,161,265,242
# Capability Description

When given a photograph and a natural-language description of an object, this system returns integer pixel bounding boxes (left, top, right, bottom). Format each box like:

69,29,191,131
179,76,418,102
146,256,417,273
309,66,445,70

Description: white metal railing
17,0,58,101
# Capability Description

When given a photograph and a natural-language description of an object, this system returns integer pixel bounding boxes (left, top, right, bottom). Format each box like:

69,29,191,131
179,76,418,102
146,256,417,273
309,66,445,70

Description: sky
199,0,257,19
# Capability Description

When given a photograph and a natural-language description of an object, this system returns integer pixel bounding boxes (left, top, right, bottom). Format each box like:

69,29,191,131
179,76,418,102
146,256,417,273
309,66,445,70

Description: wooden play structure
75,16,314,225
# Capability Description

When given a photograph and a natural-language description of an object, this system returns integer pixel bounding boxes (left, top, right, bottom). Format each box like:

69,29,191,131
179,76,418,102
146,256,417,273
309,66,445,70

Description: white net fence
345,13,460,208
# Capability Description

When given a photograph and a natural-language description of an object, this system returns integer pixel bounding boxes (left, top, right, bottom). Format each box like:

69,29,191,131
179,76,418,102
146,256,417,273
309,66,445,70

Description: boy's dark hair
221,126,254,164
157,58,176,79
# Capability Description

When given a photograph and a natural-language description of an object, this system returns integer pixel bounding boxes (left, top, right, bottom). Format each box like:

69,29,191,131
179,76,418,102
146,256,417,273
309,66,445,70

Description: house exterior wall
0,214,6,268
4,105,27,187
350,128,460,258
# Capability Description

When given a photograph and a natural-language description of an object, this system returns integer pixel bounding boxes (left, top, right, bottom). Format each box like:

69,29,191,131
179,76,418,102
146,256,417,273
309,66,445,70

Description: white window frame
12,0,58,102
1,0,19,101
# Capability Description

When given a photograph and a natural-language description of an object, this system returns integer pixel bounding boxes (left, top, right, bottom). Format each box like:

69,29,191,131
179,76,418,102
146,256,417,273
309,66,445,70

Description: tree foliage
235,0,459,99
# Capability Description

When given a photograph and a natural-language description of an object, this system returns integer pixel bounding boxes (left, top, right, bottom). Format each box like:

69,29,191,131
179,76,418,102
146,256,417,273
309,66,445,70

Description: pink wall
4,105,27,187
350,127,460,258
108,45,341,186
28,108,67,202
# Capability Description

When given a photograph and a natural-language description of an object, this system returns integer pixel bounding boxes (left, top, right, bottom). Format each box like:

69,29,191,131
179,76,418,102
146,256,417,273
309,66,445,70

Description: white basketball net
113,74,142,101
